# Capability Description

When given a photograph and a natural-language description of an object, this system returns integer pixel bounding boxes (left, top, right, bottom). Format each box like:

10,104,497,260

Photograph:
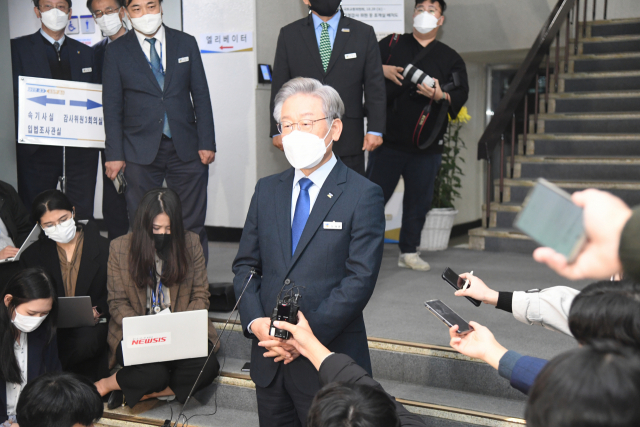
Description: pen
463,271,473,290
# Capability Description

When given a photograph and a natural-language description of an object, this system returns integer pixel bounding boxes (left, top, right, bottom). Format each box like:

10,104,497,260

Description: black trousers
338,153,366,176
123,137,209,262
17,144,99,220
115,340,219,408
100,150,129,240
255,364,319,427
57,322,109,382
367,145,442,253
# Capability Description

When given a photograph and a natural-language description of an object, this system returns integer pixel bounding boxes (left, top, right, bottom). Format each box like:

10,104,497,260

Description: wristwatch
438,91,447,103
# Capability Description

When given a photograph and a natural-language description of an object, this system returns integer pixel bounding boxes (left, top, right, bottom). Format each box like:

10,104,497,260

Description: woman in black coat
20,190,110,382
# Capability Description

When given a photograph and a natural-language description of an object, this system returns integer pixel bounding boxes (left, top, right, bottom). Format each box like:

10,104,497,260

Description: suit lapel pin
77,51,80,54
328,193,333,198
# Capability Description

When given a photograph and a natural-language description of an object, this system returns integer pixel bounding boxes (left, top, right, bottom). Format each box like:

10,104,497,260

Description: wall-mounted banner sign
342,0,405,40
18,76,105,149
199,32,254,54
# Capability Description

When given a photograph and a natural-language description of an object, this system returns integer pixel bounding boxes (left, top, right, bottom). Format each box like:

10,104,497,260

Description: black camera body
269,293,300,340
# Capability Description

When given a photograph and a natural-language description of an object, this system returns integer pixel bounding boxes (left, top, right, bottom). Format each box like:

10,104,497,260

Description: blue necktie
145,38,171,138
292,178,313,255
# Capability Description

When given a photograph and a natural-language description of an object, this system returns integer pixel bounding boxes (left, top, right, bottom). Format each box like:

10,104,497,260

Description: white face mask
40,8,70,32
42,217,76,244
129,12,162,35
282,121,333,170
12,311,48,333
96,11,123,37
413,12,439,34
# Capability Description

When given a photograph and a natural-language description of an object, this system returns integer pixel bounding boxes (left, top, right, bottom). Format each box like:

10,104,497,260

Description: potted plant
420,106,471,251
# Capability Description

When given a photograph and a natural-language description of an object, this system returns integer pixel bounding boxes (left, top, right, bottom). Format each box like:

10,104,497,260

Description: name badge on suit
178,56,189,63
323,221,342,230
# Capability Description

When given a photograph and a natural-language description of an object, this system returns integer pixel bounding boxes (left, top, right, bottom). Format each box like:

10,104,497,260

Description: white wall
0,0,17,187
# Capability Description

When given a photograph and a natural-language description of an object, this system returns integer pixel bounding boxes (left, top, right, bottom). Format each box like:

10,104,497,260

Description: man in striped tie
269,0,387,176
233,78,385,426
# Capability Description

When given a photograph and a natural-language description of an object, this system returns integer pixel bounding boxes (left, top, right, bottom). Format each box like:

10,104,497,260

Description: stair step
519,133,640,156
577,34,640,55
493,178,640,206
590,19,640,38
535,111,640,134
559,70,640,92
509,155,640,180
572,51,640,72
545,90,640,113
481,204,521,229
468,227,537,254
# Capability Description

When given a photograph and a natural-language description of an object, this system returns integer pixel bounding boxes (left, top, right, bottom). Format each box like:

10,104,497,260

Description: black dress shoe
107,390,125,409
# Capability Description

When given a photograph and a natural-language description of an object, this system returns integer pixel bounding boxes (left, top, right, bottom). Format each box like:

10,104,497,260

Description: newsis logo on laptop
127,332,172,348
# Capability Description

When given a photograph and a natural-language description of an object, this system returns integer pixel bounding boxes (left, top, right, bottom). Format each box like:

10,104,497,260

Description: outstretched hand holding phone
455,273,499,306
448,321,508,370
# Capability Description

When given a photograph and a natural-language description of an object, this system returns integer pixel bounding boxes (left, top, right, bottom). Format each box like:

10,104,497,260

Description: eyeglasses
41,215,73,232
277,117,329,136
93,6,121,18
415,6,441,15
40,4,69,13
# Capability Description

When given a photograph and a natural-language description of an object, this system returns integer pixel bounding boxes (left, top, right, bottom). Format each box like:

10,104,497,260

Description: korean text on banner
18,76,105,149
342,0,405,40
198,32,253,54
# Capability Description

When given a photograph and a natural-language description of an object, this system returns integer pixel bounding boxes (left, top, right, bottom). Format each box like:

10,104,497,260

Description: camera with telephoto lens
269,284,302,340
403,64,435,88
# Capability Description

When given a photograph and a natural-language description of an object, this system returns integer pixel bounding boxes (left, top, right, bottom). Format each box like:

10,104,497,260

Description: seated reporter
16,372,102,427
20,190,110,382
0,180,33,291
95,188,219,409
448,279,640,395
1,268,60,426
259,312,426,427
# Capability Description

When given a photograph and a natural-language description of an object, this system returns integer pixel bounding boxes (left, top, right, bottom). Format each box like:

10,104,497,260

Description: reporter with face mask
19,190,110,383
94,188,219,410
10,0,100,224
0,268,61,426
102,0,216,261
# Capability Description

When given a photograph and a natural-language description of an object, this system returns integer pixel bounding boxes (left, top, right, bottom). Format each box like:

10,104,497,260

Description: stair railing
478,0,609,228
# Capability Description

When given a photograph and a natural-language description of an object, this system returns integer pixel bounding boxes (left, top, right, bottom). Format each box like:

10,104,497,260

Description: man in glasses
87,0,130,240
233,77,385,426
11,0,100,224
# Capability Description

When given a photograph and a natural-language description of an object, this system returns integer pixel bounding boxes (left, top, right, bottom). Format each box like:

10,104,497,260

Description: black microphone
172,268,257,427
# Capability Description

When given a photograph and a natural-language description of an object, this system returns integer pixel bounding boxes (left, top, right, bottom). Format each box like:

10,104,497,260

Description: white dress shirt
5,333,28,418
134,24,166,70
0,217,15,253
248,154,338,334
40,28,65,46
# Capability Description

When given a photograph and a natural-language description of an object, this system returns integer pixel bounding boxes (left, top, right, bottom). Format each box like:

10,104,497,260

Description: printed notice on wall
18,76,105,149
199,32,254,54
342,0,405,40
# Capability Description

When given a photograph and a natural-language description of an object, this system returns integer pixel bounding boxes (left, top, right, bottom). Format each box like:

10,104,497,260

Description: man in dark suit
269,0,386,175
233,77,385,426
0,180,34,290
11,0,100,221
102,0,216,260
88,0,129,240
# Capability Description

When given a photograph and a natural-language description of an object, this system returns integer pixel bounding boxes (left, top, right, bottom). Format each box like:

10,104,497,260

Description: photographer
367,0,468,271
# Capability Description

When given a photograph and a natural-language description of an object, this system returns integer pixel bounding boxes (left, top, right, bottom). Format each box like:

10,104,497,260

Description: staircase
469,17,640,254
102,319,528,427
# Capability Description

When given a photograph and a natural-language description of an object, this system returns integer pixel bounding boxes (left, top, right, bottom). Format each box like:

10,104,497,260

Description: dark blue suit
10,31,99,220
233,158,385,425
92,37,129,240
0,325,61,422
102,26,215,259
510,355,548,395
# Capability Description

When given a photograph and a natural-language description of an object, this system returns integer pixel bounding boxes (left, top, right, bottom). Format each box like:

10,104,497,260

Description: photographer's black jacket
379,34,468,154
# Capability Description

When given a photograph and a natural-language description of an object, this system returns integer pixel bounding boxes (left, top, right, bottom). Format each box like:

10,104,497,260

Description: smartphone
441,267,481,307
513,178,586,262
424,299,473,335
241,362,250,372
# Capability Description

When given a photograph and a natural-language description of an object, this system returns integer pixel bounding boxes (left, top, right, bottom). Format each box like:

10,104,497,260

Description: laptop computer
0,224,40,264
121,310,209,366
58,296,95,329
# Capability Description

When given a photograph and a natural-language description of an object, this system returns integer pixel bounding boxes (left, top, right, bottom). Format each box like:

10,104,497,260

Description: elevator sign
17,76,105,149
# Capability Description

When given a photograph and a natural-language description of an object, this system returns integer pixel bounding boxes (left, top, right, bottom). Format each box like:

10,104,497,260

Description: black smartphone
424,299,473,335
441,267,481,307
241,362,250,372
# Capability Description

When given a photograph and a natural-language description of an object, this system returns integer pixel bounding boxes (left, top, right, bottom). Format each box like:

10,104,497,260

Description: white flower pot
419,208,458,251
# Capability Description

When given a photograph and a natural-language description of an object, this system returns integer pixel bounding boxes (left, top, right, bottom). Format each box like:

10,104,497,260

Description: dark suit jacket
11,31,96,154
20,220,110,318
102,26,216,165
232,158,385,392
0,181,32,249
319,353,426,427
0,325,61,422
269,12,386,157
92,37,108,84
510,355,548,395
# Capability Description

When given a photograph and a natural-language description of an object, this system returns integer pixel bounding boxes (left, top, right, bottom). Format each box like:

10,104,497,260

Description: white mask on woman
282,122,333,170
40,8,70,32
12,311,48,333
43,217,76,244
129,12,162,35
413,12,439,34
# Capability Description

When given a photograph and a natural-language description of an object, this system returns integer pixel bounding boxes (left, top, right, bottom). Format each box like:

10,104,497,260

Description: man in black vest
367,0,468,271
269,0,386,176
11,0,99,221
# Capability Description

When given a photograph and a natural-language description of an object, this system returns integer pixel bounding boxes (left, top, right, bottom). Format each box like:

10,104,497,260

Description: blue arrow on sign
69,99,102,110
28,96,66,106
